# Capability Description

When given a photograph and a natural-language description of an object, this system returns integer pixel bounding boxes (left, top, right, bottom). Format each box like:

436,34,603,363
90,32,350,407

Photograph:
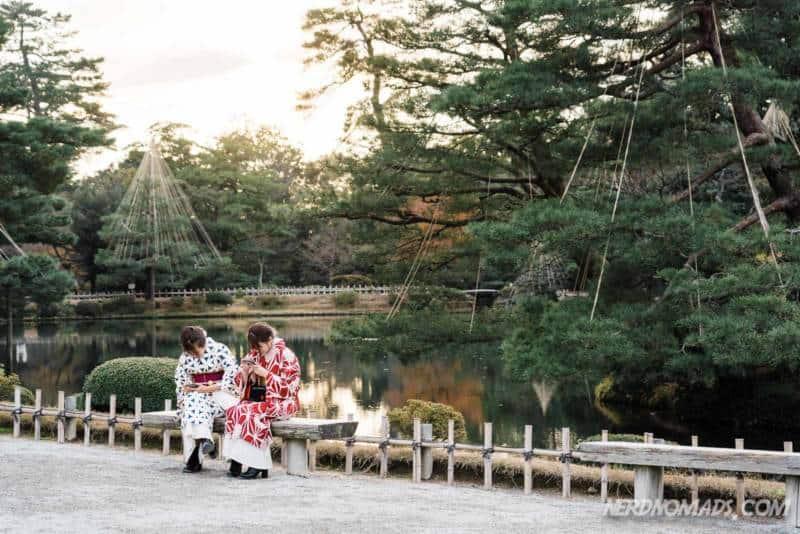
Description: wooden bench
142,410,357,476
576,441,800,527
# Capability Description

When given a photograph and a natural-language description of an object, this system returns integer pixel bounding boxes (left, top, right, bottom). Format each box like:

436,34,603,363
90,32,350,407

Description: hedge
83,357,177,412
332,291,358,308
205,292,234,306
75,301,102,317
388,399,467,441
0,373,34,405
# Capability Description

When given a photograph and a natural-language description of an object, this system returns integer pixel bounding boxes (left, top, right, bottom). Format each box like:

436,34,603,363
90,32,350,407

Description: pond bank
0,435,775,533
21,292,398,323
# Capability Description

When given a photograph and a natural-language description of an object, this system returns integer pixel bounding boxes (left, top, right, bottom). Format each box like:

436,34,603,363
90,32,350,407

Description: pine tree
314,1,800,403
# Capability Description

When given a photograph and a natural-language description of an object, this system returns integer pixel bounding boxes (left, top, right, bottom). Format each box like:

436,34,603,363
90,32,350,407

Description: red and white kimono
222,338,301,469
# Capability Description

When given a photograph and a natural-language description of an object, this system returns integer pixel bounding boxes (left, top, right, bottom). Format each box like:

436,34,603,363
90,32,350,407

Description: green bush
205,292,233,306
101,295,146,315
0,373,34,405
169,296,185,308
75,301,102,317
333,291,358,308
388,399,467,441
580,433,645,444
330,274,374,286
83,357,177,412
258,295,285,308
389,286,465,311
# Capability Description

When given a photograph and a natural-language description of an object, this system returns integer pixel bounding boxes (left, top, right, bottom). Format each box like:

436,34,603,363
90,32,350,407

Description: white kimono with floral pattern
174,337,237,461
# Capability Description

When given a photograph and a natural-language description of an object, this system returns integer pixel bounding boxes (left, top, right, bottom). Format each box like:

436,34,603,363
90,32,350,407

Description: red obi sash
192,371,223,384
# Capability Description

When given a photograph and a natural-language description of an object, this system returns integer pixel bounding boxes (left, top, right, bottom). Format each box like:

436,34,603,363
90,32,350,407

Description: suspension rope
0,222,25,258
468,257,482,334
590,48,648,321
711,4,782,284
387,205,440,320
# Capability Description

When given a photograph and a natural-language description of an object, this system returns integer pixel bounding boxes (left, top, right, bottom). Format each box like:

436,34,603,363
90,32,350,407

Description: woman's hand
183,383,219,394
251,364,268,378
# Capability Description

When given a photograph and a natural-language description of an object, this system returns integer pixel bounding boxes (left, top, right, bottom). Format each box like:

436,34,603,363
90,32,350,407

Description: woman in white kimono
174,326,237,473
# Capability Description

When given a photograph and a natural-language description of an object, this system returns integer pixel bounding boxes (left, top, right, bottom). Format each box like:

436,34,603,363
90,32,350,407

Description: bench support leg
285,438,308,476
634,466,664,503
786,476,800,528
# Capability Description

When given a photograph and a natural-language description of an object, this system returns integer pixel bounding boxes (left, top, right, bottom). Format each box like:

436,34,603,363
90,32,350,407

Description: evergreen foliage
82,357,177,412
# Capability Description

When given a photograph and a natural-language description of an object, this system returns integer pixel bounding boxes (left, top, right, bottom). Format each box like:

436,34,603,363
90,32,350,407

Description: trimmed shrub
258,295,284,309
388,399,467,441
101,295,146,315
205,291,233,306
75,301,102,317
83,357,177,412
169,296,185,308
333,291,358,308
0,373,34,405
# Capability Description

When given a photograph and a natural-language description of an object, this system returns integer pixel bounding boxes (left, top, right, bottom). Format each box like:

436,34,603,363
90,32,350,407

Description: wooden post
600,429,608,503
421,423,433,480
561,427,571,498
83,393,92,446
57,391,65,444
524,424,533,495
33,389,42,441
785,440,800,529
634,466,665,502
108,394,116,447
134,398,142,452
162,399,171,455
690,435,699,504
786,475,800,529
735,438,745,516
12,385,21,438
379,416,389,479
412,418,421,483
65,394,79,441
345,413,354,475
447,419,455,486
483,422,493,489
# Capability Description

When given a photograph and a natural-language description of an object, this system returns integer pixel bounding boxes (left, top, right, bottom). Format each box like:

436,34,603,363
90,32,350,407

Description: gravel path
0,436,788,533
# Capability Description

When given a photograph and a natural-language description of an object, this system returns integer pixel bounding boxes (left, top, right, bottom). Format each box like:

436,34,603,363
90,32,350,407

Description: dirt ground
0,436,787,533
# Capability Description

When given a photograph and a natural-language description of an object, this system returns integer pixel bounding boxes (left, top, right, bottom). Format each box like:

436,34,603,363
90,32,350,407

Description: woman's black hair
247,323,275,349
180,326,206,352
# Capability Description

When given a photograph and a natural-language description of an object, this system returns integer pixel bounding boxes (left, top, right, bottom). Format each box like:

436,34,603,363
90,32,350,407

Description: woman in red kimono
223,322,301,479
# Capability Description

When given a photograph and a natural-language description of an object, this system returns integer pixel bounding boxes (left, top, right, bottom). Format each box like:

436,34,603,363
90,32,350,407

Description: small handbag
248,384,266,402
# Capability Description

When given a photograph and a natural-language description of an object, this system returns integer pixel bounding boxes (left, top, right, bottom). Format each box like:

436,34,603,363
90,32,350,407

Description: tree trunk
147,266,155,301
699,4,800,222
6,289,13,374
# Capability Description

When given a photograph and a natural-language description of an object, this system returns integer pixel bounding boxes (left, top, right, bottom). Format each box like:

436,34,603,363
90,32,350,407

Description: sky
35,0,360,175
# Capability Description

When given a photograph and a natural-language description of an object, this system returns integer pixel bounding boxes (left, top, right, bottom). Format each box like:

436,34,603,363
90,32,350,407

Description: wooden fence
2,386,797,519
69,285,398,301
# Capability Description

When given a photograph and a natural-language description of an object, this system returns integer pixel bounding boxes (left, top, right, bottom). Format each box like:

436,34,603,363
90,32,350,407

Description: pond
3,317,797,450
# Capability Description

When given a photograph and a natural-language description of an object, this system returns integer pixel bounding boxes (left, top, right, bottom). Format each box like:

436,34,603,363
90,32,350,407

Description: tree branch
670,132,771,203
